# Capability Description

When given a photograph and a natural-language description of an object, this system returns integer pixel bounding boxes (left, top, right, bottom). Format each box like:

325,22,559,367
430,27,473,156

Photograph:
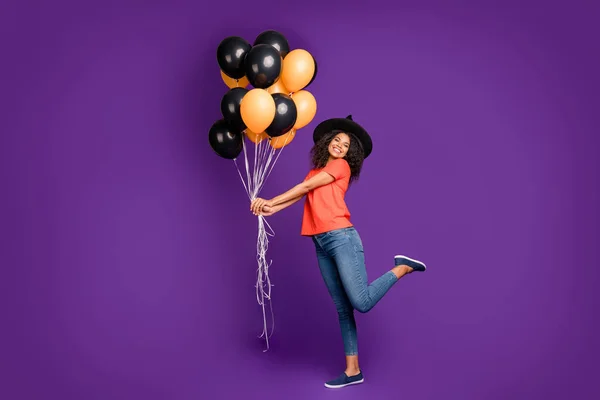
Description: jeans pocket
326,229,345,238
343,228,364,253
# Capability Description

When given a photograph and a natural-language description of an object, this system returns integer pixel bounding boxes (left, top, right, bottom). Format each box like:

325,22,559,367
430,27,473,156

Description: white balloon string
257,146,275,192
261,215,275,236
254,138,279,198
259,139,270,194
255,138,269,198
263,132,292,184
251,139,264,199
253,136,260,197
255,215,275,351
242,138,253,196
233,158,251,200
253,132,293,204
238,136,278,352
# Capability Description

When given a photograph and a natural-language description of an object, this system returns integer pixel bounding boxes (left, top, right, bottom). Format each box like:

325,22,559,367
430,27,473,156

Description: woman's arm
272,194,304,212
258,194,304,216
271,171,334,206
251,171,334,215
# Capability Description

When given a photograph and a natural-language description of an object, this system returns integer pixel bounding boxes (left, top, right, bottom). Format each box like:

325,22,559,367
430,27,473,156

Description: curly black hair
310,131,365,183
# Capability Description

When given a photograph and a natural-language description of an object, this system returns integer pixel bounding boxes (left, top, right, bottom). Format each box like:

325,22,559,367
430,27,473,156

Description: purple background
2,0,599,399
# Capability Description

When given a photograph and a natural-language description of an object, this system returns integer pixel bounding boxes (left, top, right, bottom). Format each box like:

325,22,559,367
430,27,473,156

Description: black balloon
254,30,290,58
305,57,318,88
217,36,251,79
265,93,297,137
244,44,282,89
220,87,248,132
208,119,243,159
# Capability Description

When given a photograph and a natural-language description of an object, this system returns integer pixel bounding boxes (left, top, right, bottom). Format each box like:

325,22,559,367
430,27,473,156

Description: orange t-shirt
301,158,353,236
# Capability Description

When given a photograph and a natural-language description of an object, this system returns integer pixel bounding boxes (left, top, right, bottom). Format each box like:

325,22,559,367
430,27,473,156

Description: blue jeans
312,227,398,356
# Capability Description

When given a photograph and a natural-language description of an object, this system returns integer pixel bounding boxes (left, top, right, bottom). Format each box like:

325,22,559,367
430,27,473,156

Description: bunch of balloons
208,29,317,160
208,30,318,351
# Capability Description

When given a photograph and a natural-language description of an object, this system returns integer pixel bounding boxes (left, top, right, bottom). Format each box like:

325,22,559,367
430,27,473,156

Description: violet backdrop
1,0,599,399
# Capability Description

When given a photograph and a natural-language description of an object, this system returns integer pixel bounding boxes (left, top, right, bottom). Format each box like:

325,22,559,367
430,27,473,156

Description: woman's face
328,132,351,160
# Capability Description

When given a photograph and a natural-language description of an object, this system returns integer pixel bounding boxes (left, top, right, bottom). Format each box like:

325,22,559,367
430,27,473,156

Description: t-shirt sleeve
322,159,350,181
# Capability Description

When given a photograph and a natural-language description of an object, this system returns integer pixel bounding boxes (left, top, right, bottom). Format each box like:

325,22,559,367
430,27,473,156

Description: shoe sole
394,255,427,271
324,378,364,389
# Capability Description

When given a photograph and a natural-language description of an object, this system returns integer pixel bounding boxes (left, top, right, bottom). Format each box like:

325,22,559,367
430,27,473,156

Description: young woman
250,115,426,389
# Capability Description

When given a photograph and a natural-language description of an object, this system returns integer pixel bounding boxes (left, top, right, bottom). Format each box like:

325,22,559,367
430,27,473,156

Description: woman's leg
328,228,412,313
313,237,359,360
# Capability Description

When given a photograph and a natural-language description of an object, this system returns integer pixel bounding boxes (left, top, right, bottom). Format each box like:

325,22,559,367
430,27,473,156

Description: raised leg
327,229,400,313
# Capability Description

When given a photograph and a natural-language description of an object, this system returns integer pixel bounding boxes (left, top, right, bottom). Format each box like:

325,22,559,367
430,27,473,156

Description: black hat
313,115,373,158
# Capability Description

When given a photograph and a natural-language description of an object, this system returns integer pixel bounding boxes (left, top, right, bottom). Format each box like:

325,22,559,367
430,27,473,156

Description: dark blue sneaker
395,255,426,272
324,371,364,389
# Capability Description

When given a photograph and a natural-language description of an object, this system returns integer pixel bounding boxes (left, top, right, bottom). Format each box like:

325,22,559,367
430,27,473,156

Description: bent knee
352,301,372,313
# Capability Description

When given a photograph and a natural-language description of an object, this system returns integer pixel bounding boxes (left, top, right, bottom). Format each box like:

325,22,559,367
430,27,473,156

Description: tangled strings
233,134,292,351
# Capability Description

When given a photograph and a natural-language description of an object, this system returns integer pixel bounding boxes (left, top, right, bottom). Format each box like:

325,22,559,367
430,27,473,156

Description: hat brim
313,117,373,158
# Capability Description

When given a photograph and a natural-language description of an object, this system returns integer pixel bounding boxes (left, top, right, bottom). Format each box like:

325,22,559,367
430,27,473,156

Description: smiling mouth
332,147,342,154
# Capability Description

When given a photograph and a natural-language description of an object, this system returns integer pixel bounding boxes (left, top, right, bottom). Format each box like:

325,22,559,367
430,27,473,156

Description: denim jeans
312,227,398,356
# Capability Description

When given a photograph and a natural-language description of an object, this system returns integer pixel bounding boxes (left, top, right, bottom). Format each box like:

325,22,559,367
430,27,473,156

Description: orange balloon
281,49,315,93
266,79,290,95
220,70,249,89
269,130,296,149
245,129,268,144
240,89,276,133
291,90,317,129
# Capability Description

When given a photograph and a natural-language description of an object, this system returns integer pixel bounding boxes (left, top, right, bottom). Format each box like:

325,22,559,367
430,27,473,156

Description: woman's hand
250,197,273,216
260,205,276,217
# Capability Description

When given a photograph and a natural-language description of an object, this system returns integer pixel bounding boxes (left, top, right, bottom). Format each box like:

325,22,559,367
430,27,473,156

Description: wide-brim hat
313,115,373,158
